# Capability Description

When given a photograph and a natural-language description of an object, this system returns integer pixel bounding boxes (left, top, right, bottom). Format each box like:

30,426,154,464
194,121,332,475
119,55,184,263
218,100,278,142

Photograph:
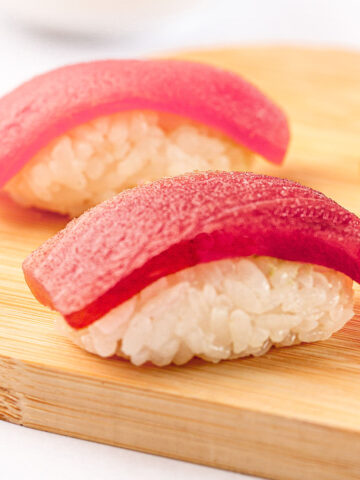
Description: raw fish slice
23,171,360,329
0,59,289,188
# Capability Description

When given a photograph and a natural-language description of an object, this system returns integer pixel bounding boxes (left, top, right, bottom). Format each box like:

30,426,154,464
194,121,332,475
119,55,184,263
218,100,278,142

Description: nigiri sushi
23,171,359,366
1,60,289,217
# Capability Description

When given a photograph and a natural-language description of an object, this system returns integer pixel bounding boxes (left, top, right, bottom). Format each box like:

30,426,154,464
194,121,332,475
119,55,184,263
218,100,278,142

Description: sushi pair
2,60,359,366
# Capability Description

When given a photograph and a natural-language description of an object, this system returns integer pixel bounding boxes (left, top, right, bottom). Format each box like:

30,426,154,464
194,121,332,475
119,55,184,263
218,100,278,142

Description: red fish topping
0,59,289,187
23,171,360,329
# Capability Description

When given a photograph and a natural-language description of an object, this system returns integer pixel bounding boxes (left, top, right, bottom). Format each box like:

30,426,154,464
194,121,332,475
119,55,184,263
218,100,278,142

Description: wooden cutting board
1,47,360,480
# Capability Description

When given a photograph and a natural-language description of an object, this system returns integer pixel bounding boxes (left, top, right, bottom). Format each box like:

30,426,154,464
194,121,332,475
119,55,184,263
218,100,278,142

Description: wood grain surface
0,46,360,480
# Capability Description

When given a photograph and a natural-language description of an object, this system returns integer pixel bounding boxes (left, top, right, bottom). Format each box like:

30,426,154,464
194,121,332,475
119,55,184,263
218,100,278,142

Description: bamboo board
1,46,360,480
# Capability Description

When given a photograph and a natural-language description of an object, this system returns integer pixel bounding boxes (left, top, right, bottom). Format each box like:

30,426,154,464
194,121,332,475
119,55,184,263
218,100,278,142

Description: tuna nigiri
23,171,359,366
1,60,289,217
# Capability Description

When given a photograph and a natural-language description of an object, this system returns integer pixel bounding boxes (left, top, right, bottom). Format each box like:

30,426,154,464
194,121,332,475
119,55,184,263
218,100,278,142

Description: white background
0,1,359,479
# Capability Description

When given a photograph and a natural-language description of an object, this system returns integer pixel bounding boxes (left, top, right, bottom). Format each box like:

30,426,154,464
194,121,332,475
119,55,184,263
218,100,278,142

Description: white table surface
1,1,360,479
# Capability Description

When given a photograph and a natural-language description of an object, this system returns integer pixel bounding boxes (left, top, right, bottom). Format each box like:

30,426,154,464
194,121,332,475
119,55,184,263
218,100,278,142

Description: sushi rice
5,111,254,217
57,256,354,366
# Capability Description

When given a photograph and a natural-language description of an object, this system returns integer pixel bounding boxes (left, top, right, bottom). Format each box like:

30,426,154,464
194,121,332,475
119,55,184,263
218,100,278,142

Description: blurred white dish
0,0,199,35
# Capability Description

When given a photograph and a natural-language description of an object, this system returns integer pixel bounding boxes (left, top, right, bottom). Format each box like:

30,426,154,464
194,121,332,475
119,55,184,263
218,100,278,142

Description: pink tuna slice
23,171,360,330
0,59,289,188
